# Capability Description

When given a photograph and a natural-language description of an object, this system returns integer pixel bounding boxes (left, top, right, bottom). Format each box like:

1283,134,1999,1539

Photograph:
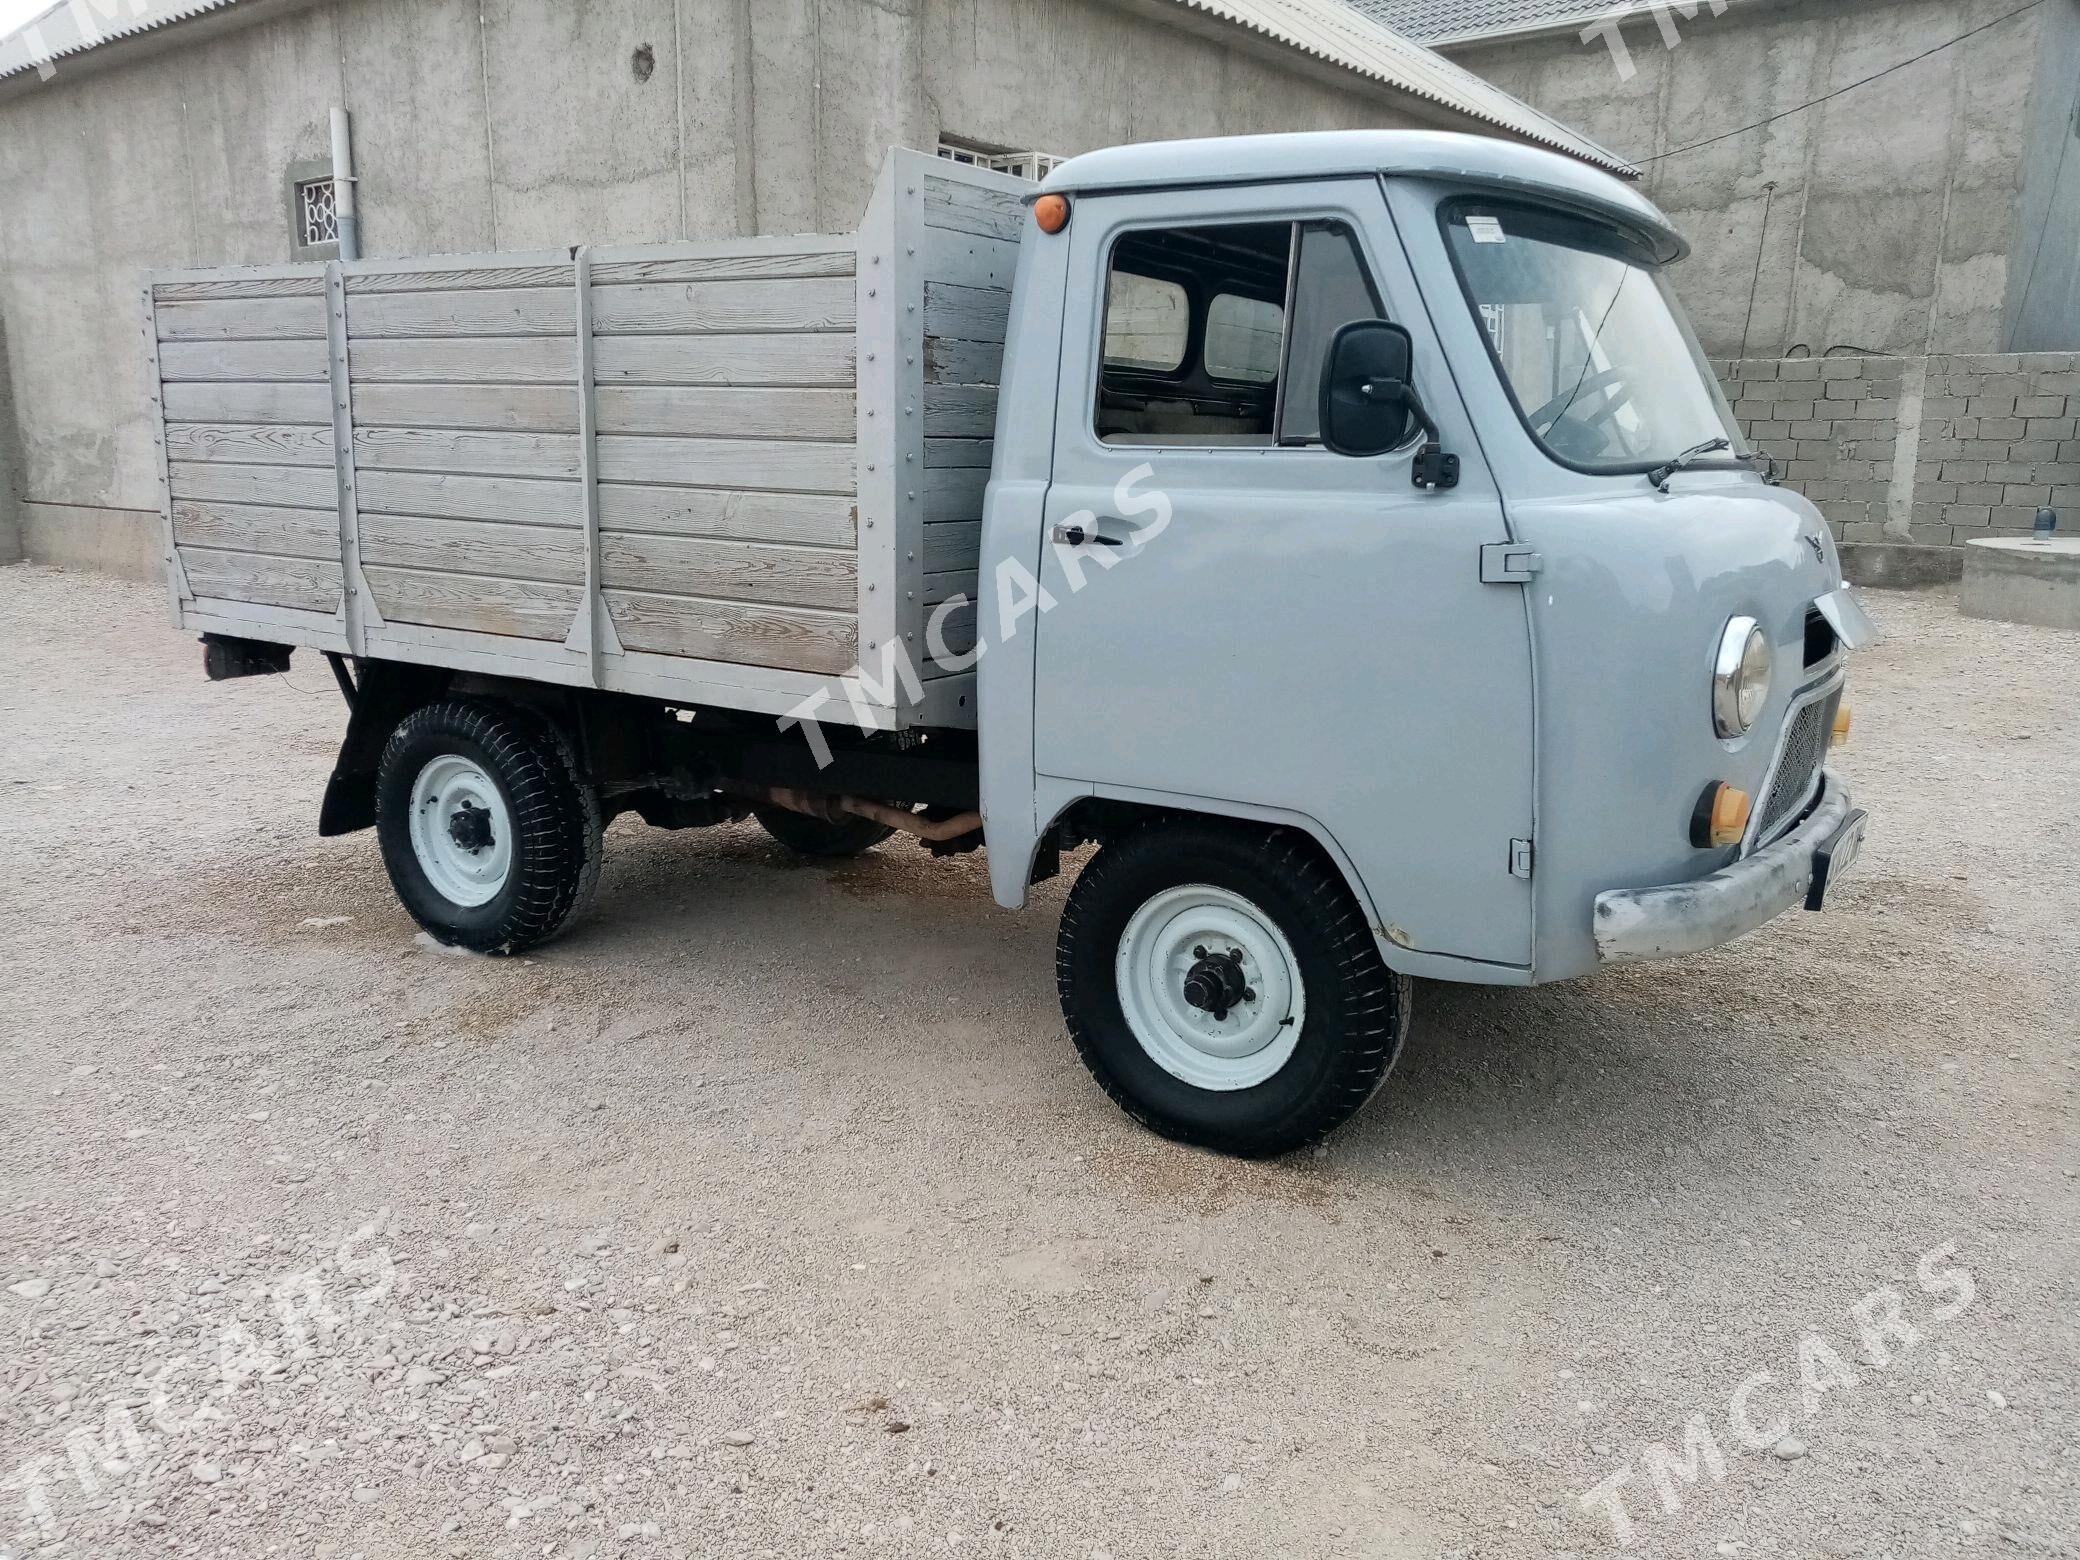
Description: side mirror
1318,320,1459,488
1319,320,1415,458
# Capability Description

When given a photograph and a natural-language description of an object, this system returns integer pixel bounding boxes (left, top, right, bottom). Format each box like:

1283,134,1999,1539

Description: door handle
1052,521,1126,547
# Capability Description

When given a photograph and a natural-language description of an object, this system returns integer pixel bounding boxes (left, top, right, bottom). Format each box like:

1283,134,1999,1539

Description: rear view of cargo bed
145,148,1023,732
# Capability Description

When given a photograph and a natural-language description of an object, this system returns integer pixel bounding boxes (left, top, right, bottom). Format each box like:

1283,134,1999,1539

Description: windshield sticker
1465,215,1506,244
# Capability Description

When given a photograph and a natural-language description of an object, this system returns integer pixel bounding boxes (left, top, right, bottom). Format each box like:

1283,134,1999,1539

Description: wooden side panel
180,546,342,613
595,485,855,548
593,435,851,494
359,514,585,584
598,533,855,611
923,174,1024,242
592,334,853,387
344,269,583,642
605,590,856,675
172,501,339,561
917,209,1017,681
594,386,853,441
590,277,854,335
364,566,582,640
150,272,342,632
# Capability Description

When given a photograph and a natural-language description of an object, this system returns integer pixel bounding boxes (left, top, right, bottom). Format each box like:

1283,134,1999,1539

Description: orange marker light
1831,705,1852,747
1691,782,1753,848
1033,194,1070,235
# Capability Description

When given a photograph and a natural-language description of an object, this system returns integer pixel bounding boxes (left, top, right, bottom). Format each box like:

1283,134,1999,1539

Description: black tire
375,700,603,955
753,806,894,859
1056,821,1412,1158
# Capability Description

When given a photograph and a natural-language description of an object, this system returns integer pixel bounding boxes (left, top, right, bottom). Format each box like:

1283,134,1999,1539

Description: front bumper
1592,774,1856,964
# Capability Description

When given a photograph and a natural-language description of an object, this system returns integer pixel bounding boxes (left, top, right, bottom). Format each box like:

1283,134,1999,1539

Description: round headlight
1712,616,1772,738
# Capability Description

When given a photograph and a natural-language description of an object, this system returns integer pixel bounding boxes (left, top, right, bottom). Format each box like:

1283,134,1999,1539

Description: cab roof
1040,131,1685,263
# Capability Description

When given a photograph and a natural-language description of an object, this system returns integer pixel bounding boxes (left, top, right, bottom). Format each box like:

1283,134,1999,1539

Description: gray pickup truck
150,130,1873,1156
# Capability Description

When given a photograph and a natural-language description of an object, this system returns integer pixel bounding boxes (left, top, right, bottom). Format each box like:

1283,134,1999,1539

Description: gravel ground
1,562,2074,1560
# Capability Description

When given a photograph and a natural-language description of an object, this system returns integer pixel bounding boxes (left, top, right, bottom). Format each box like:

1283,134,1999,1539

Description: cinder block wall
1716,353,2080,547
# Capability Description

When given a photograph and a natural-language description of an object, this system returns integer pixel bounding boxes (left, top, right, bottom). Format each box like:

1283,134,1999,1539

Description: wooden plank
158,338,329,382
178,546,341,613
924,334,1004,386
591,253,854,285
923,567,978,605
162,381,333,425
595,435,853,495
354,383,581,434
594,386,854,441
168,460,336,508
920,229,1020,292
605,589,856,675
923,599,978,669
592,333,854,387
358,470,579,527
924,176,1024,242
365,565,582,641
599,533,856,611
163,423,336,468
921,384,999,438
345,265,573,294
347,287,575,338
924,520,982,575
922,465,988,525
359,514,585,584
350,336,578,384
923,282,1010,344
589,278,854,335
156,275,326,302
926,436,993,468
596,484,854,547
172,499,341,561
157,297,329,341
352,427,582,479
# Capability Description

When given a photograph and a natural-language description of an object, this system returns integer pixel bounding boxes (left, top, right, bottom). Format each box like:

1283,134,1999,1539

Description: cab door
1028,178,1535,968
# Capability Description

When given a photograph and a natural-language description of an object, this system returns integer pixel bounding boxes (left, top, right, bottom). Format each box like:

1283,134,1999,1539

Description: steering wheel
1529,366,1642,461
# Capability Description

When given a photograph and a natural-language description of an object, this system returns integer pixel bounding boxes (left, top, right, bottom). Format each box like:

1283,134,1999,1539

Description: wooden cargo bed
146,148,1024,731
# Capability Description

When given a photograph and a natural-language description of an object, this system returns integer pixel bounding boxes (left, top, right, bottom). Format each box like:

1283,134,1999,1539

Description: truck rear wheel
753,806,894,858
1056,822,1411,1157
374,700,602,954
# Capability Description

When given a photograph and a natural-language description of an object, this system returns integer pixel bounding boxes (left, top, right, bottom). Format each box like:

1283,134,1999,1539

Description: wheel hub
446,799,494,853
407,754,514,909
1180,946,1253,1022
1114,885,1306,1092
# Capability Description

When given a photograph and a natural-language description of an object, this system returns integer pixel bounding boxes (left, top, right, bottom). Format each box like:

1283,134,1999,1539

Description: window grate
936,141,1063,182
296,177,339,250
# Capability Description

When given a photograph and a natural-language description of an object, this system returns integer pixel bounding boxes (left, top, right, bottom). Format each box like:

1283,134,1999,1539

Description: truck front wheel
1056,822,1411,1157
374,700,602,954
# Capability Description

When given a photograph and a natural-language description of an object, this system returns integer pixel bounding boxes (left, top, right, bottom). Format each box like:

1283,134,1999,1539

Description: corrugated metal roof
0,0,237,81
0,0,1631,176
1343,0,1633,46
1165,0,1634,173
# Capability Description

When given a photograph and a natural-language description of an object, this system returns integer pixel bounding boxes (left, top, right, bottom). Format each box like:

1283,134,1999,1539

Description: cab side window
1094,219,1386,447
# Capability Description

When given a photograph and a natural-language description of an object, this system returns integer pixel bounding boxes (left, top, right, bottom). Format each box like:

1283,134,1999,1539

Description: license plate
1805,809,1867,911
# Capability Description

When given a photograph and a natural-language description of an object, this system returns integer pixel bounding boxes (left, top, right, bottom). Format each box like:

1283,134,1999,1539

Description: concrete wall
1716,352,2080,547
0,0,1443,575
1452,0,2071,362
2003,0,2080,351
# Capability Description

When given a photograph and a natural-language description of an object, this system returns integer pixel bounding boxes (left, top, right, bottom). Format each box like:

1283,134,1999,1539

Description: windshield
1441,200,1741,474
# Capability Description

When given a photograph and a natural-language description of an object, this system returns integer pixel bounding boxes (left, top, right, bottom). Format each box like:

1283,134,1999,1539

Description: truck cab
967,132,1868,1142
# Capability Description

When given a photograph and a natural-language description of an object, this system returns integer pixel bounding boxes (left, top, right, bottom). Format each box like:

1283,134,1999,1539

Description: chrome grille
1755,688,1838,842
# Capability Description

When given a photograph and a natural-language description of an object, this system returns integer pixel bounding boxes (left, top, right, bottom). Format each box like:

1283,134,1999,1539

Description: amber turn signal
1831,705,1852,747
1691,782,1753,848
1033,193,1070,235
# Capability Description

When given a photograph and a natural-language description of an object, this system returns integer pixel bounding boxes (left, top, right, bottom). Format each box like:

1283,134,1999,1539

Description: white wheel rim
1114,884,1306,1092
407,754,512,909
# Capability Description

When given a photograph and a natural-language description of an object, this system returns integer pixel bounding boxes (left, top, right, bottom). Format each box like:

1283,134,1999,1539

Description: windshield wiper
1647,437,1728,492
